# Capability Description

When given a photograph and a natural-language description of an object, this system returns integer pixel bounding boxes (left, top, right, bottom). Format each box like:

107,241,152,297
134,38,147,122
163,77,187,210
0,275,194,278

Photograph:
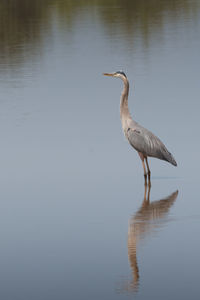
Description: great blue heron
103,71,177,181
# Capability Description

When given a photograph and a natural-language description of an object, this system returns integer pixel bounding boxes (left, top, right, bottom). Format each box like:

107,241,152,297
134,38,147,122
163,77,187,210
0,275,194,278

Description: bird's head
103,71,127,80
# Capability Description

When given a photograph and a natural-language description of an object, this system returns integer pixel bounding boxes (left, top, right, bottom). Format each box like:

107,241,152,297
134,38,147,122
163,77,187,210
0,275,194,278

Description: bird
103,71,177,181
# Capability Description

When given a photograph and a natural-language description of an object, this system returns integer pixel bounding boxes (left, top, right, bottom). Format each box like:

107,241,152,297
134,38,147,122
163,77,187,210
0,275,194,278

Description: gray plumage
126,125,177,166
103,71,177,178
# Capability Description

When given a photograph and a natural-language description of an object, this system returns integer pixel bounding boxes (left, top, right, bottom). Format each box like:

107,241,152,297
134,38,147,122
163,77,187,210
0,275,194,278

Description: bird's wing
126,127,177,166
127,127,158,156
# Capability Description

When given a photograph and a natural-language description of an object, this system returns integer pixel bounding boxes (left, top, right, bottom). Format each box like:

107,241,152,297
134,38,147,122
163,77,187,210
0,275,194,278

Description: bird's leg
145,157,151,184
143,161,148,185
144,181,147,202
145,157,151,176
147,180,151,199
138,152,147,181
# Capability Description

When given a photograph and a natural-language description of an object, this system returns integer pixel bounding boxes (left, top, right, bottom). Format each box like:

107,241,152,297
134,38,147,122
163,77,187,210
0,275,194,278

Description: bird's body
103,71,177,180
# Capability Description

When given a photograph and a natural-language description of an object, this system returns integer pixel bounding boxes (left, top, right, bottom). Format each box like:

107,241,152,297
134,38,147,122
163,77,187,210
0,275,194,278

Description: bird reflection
121,184,178,293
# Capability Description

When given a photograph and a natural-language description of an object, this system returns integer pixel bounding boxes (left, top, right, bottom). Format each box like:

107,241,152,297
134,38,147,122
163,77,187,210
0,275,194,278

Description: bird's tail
163,149,177,166
169,155,177,166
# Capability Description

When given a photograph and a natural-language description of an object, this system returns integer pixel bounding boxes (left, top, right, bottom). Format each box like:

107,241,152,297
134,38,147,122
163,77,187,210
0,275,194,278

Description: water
0,0,200,299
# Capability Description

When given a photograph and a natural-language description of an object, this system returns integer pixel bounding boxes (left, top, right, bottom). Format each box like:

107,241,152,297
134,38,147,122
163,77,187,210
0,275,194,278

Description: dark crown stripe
116,71,127,77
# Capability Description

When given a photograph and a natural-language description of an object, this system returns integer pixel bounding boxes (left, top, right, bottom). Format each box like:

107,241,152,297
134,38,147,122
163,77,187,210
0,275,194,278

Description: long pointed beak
103,73,114,76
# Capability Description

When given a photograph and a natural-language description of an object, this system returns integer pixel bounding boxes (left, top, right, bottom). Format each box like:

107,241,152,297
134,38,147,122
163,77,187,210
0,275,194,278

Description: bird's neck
120,79,131,121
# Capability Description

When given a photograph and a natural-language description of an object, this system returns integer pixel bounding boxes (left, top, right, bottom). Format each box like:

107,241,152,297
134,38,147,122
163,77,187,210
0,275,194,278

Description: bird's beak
103,73,114,76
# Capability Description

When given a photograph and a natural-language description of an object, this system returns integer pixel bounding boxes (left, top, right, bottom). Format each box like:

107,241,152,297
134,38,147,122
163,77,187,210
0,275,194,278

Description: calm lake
0,0,200,299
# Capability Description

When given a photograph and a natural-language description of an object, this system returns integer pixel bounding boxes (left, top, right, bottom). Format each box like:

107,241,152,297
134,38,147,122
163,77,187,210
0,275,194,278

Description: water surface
0,1,200,299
